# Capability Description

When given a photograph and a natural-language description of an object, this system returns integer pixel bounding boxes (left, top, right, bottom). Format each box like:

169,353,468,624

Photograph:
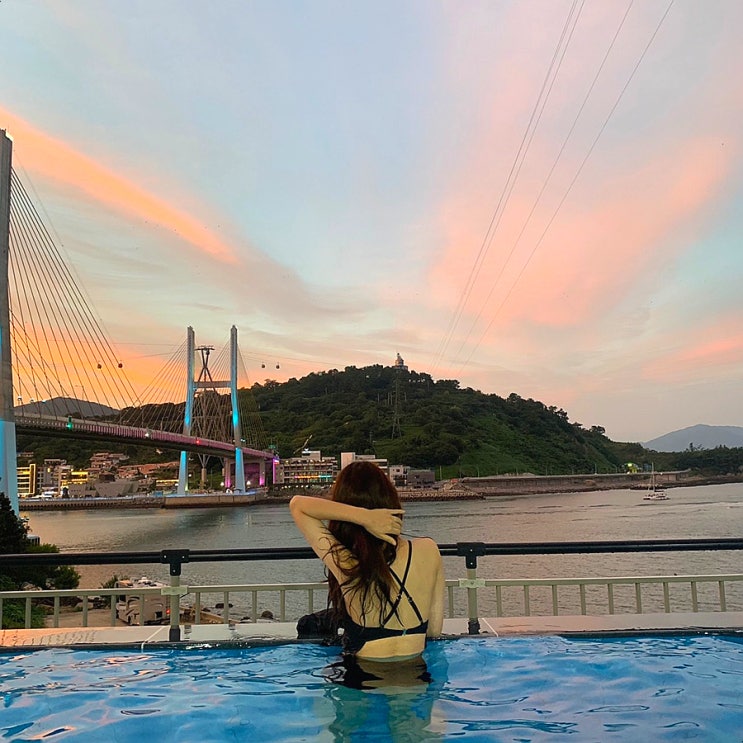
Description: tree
0,492,28,554
19,543,80,590
1,492,80,628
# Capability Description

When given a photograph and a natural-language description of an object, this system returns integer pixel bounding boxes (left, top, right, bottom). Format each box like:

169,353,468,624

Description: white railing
3,573,743,630
3,540,743,635
448,574,743,618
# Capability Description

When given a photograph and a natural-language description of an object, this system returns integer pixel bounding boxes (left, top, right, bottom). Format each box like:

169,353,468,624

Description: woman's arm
289,495,403,570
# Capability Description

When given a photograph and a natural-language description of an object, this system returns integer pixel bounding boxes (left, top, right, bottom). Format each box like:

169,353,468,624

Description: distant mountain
644,424,743,452
14,396,118,418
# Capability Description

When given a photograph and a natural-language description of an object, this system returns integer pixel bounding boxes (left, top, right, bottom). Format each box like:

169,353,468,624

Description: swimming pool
1,634,741,741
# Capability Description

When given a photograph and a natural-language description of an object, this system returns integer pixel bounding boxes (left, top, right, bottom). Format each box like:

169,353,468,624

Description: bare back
341,537,444,660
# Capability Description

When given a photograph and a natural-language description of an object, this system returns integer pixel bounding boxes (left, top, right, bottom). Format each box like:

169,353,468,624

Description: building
17,462,37,497
340,452,389,474
58,464,89,494
16,458,89,498
117,461,179,480
407,469,436,488
274,450,338,487
39,458,66,492
88,452,129,480
393,353,408,371
388,463,406,487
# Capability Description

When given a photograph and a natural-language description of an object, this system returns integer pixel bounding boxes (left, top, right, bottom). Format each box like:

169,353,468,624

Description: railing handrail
4,539,743,638
2,538,743,569
6,571,743,601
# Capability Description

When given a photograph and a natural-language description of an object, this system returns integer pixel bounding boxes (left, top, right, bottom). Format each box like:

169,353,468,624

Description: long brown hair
326,461,402,625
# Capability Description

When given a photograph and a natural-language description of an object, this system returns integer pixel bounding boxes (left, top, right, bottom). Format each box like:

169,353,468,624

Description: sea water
24,483,743,583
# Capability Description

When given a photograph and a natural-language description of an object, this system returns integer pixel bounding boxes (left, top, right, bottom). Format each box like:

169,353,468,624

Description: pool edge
2,612,742,652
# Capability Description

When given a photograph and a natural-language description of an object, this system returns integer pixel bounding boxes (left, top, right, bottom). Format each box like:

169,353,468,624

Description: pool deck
2,612,742,650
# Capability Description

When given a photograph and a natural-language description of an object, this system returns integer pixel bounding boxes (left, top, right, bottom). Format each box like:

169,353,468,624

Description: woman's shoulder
408,536,440,554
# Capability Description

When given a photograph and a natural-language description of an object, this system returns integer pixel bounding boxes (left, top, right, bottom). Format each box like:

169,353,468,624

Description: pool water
1,634,741,741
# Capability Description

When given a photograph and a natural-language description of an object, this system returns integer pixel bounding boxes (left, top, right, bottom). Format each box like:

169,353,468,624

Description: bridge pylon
177,326,249,494
0,130,19,513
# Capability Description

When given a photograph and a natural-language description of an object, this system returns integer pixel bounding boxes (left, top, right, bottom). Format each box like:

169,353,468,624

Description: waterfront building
117,461,179,480
274,450,338,487
389,463,406,486
40,458,66,492
16,462,37,497
58,464,88,493
15,458,88,498
340,452,389,473
407,468,436,488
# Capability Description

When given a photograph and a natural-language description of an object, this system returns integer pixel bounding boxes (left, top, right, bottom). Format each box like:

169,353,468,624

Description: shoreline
18,474,743,512
19,488,484,511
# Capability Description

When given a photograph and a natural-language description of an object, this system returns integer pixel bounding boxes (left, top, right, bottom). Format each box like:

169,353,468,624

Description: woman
290,461,444,663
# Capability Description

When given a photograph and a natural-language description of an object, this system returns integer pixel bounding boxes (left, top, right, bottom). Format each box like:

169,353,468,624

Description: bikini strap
383,541,423,626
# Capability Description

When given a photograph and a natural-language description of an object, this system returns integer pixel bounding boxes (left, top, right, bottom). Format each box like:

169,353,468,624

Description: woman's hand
363,508,405,544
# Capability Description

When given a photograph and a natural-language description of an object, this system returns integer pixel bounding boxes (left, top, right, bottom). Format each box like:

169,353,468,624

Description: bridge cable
9,170,140,413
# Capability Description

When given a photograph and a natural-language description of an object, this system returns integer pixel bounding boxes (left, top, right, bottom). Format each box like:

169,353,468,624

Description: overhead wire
117,338,188,430
458,0,676,371
452,0,636,365
237,350,269,451
7,161,274,458
430,0,585,373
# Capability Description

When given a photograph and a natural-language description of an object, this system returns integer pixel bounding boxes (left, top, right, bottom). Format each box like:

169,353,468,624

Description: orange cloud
0,107,238,264
507,137,734,325
643,322,743,383
430,131,736,342
426,4,743,358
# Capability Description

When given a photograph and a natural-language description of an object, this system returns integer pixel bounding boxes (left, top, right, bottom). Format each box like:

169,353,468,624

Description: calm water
2,634,742,741
22,483,743,603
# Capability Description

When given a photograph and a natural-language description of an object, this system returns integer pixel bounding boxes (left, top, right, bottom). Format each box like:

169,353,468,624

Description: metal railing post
456,542,487,634
160,549,190,641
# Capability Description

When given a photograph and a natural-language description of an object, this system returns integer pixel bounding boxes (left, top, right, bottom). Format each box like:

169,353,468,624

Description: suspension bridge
0,129,275,513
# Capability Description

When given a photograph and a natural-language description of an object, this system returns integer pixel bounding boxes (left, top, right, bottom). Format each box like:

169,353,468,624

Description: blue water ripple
1,634,742,741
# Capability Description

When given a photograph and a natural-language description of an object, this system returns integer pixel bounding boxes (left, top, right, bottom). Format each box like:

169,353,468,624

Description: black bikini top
342,540,428,654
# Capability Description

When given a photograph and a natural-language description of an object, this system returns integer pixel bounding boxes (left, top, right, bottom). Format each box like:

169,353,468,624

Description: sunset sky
1,0,742,443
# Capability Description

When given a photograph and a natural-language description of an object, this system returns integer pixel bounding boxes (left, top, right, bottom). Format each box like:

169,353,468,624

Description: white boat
643,491,669,501
643,467,668,501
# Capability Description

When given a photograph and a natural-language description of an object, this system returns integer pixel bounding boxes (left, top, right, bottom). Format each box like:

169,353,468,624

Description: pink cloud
0,107,239,264
425,2,743,369
502,136,735,325
430,134,735,344
643,317,743,383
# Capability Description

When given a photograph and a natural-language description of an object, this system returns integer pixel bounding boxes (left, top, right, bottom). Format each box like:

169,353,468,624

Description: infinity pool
1,634,741,741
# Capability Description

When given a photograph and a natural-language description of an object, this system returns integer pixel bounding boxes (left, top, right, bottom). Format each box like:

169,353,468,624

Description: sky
1,0,742,444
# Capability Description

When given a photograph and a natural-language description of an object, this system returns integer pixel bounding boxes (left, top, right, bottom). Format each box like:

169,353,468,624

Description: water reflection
323,650,448,741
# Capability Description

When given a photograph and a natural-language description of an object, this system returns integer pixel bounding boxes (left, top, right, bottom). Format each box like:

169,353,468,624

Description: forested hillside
19,364,743,478
244,365,647,478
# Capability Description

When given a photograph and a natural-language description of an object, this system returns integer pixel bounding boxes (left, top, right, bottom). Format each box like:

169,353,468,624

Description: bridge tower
177,326,248,494
0,130,18,513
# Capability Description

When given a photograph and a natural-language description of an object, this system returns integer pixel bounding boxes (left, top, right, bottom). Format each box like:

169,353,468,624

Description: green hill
244,365,648,478
21,364,742,478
